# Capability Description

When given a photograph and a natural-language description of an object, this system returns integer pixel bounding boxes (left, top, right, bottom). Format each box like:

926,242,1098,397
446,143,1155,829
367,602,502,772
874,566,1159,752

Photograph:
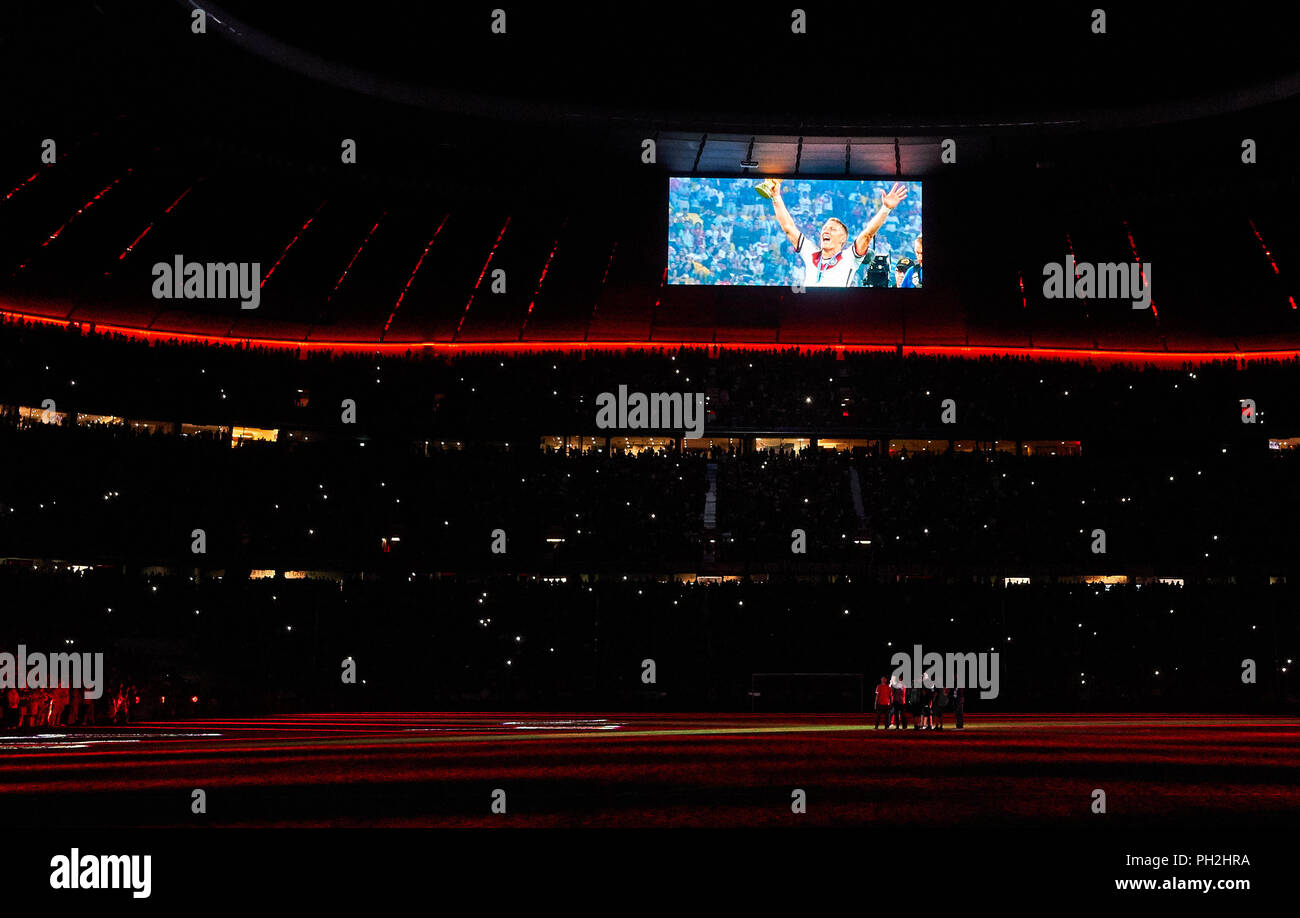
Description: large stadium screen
668,176,922,288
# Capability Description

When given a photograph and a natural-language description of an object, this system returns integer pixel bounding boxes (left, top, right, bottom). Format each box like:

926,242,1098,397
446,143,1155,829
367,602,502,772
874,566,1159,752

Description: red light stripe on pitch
261,200,326,288
453,217,512,340
382,213,449,340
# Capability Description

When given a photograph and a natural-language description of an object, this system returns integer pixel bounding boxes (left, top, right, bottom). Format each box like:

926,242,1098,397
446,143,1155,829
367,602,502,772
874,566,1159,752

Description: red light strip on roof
329,212,387,303
519,220,566,338
261,200,326,288
118,183,196,262
162,183,195,215
1247,218,1280,276
1246,217,1293,311
1065,232,1088,320
453,217,512,340
46,177,123,246
600,241,618,287
381,213,448,339
15,175,124,273
8,304,1297,366
2,172,40,204
1122,220,1157,319
2,148,73,207
648,266,668,337
586,241,619,339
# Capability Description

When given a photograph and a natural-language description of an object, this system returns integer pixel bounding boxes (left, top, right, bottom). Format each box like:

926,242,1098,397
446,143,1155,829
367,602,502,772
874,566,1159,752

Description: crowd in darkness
2,320,1299,718
5,318,1300,439
2,413,1297,570
1,319,1297,575
0,571,1293,715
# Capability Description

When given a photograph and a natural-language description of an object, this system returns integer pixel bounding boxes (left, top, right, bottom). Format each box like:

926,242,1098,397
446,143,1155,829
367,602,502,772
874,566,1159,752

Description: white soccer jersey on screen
795,233,867,287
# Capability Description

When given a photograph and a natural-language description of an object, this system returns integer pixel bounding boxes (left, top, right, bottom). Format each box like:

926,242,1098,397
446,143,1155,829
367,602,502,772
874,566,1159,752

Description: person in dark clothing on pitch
890,676,907,729
954,686,965,729
1,687,17,729
931,686,948,730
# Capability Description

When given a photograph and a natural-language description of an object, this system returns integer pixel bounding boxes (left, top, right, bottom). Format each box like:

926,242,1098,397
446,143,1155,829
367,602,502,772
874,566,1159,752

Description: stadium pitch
2,713,1296,828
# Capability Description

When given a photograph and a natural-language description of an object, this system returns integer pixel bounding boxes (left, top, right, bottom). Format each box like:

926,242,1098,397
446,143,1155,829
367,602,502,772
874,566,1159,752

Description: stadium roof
5,2,1300,362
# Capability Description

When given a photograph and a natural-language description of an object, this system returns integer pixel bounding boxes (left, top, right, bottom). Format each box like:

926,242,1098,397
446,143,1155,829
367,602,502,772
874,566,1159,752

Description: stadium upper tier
2,137,1298,357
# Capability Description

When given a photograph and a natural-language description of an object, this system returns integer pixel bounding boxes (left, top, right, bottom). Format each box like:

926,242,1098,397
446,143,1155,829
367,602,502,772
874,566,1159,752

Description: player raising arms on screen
767,180,909,287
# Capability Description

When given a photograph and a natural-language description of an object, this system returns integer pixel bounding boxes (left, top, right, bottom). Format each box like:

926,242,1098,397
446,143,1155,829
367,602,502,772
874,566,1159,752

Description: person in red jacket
874,677,893,729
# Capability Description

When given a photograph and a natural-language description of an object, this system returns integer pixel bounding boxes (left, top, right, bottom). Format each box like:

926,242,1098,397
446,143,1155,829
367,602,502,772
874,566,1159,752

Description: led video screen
668,176,922,288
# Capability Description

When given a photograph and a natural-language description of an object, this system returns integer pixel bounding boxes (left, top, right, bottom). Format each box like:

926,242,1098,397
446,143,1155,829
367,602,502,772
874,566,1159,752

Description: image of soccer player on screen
767,180,910,287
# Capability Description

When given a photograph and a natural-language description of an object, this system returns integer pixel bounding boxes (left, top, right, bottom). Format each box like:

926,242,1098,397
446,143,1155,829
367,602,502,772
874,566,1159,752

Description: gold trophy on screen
754,177,783,200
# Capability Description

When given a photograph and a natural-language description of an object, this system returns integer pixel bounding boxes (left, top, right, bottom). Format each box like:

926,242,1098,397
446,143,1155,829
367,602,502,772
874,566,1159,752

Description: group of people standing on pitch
872,675,964,730
1,683,136,730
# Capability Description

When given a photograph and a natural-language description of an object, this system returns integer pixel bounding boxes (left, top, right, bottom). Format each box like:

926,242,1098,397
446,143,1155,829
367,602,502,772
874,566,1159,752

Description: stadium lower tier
0,417,1295,569
0,574,1294,713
